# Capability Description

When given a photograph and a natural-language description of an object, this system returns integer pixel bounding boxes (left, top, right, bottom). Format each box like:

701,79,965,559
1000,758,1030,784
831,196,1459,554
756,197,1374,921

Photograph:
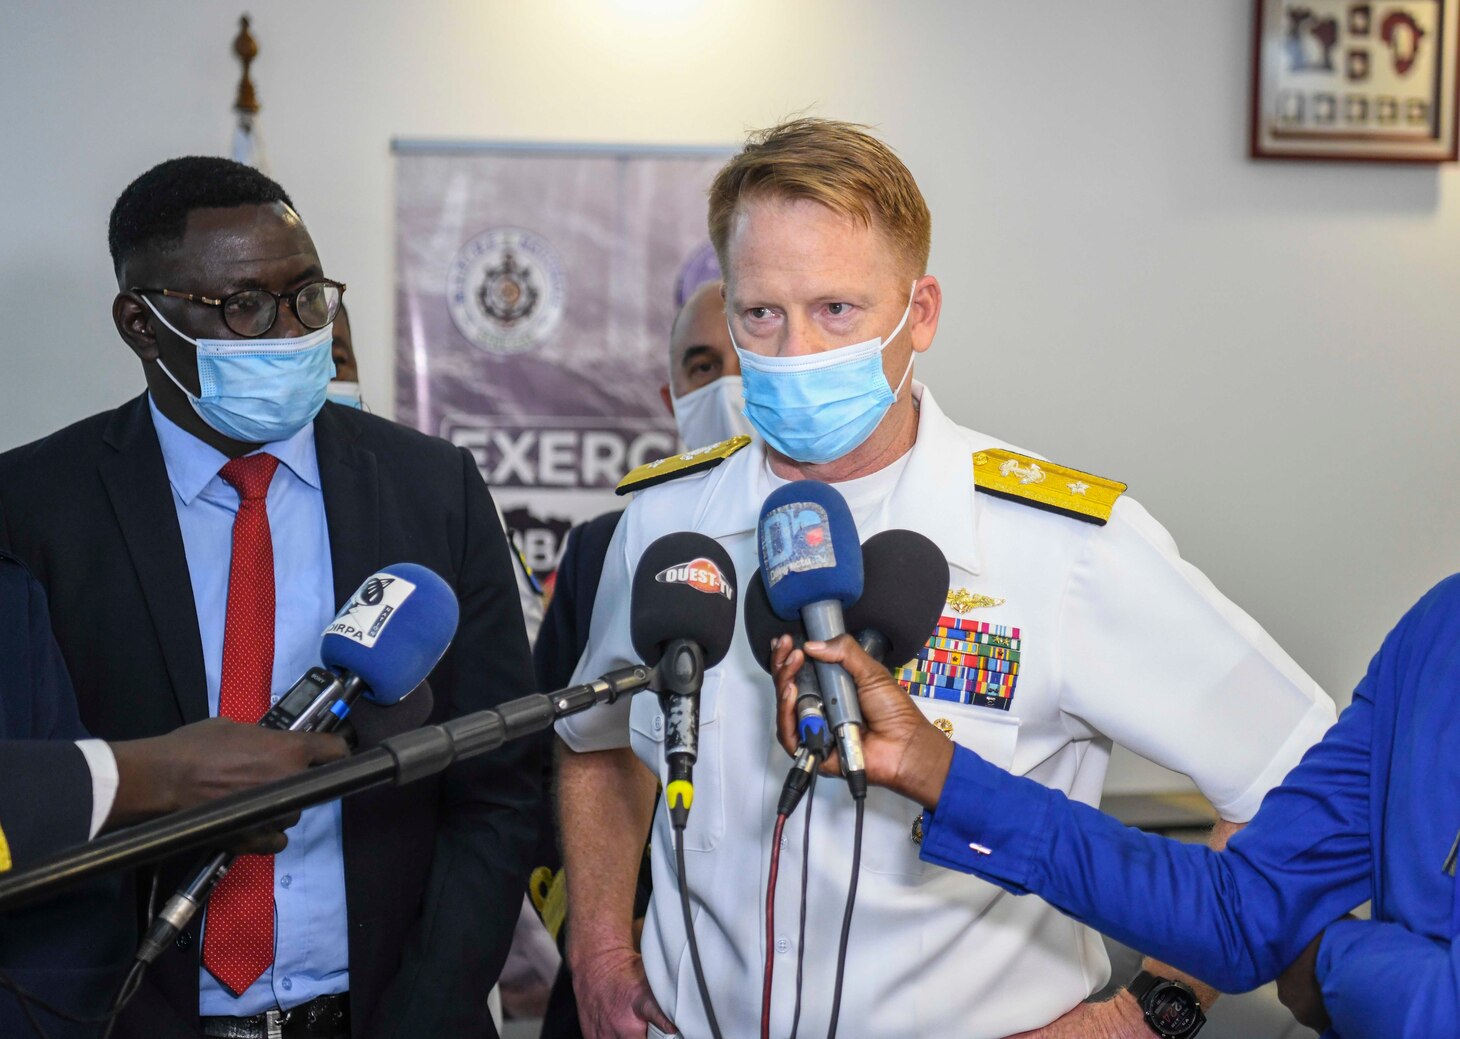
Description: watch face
1149,988,1199,1033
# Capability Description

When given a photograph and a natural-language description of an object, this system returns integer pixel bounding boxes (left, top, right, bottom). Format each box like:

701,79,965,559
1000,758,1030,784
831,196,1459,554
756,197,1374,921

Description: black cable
0,971,51,1039
674,821,725,1039
0,952,147,1039
98,961,145,1039
824,794,864,1039
788,768,817,1039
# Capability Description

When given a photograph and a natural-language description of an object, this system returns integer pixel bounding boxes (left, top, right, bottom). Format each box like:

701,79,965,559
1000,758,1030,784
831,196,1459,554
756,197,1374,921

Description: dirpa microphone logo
360,576,395,607
656,558,733,600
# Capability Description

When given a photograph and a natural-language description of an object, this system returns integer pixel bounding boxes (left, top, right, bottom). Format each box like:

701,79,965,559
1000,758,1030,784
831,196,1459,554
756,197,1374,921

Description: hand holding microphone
770,635,956,811
106,720,347,848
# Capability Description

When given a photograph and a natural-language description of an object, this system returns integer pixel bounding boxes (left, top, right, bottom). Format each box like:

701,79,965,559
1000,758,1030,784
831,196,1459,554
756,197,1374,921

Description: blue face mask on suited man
143,297,336,444
730,282,917,464
326,380,365,410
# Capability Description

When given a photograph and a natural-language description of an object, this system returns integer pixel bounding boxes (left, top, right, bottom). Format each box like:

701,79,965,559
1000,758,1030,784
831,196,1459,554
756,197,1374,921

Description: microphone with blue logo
757,481,869,799
134,563,459,968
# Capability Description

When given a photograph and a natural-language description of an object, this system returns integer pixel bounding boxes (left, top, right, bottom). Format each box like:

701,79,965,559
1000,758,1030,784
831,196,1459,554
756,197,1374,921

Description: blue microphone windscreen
757,481,863,621
321,563,460,705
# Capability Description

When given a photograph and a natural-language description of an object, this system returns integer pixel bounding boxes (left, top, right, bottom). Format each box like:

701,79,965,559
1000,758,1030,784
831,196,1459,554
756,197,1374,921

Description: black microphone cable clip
656,638,705,829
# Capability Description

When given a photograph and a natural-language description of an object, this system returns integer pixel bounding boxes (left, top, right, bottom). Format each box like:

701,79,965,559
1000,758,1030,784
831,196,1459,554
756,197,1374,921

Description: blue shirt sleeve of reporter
918,743,1054,892
919,713,1374,994
1317,917,1458,1037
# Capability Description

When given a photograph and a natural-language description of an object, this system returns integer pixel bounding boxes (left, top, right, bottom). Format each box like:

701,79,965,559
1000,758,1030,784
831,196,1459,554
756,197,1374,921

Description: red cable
762,812,789,1039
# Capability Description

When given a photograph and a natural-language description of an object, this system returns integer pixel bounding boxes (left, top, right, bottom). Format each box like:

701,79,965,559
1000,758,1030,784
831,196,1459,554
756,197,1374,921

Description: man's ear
660,383,674,416
113,291,159,361
909,275,942,355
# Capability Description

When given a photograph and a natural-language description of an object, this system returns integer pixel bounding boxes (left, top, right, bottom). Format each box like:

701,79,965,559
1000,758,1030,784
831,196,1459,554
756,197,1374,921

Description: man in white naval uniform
554,118,1336,1039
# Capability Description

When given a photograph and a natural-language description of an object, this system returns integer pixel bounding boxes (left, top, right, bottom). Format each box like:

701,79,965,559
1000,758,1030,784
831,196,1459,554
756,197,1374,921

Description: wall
4,0,1458,792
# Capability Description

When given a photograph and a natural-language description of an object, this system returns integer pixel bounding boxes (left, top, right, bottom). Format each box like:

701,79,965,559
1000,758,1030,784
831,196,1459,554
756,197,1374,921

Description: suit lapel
315,403,381,612
315,405,383,936
98,395,210,724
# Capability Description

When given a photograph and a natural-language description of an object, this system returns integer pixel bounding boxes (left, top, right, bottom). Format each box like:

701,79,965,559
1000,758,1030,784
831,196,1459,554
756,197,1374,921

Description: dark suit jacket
0,550,133,1036
0,395,544,1038
532,510,624,695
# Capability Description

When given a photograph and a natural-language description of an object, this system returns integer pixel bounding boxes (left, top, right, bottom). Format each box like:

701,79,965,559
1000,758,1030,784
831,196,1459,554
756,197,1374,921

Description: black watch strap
1129,969,1164,1002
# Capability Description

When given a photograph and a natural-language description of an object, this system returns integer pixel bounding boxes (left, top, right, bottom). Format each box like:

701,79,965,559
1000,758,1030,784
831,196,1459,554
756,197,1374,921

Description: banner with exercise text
393,141,729,575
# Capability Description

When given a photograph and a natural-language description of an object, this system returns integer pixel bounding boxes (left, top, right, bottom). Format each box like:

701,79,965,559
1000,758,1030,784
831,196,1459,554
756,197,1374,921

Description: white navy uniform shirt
556,386,1337,1038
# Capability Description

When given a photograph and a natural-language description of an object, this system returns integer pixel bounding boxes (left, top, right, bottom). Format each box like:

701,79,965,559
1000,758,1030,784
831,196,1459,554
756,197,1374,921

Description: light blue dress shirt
148,398,349,1014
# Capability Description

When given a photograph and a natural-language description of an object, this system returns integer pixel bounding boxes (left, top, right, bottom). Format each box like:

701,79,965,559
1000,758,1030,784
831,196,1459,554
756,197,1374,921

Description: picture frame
1250,0,1460,162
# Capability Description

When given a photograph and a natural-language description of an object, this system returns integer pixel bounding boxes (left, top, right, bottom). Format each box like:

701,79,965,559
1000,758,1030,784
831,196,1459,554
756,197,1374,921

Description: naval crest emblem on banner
447,226,566,355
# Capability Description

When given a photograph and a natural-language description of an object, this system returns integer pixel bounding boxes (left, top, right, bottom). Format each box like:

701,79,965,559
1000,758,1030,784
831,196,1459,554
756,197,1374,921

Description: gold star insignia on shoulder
946,588,1005,614
972,449,1126,525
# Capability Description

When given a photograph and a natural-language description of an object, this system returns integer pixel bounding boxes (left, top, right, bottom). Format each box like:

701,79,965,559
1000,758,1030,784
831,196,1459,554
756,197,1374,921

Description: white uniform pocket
646,1025,681,1039
629,670,725,852
861,698,1020,877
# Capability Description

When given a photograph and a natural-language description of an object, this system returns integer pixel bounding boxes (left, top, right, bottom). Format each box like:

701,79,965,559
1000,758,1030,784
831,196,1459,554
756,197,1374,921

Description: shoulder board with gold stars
615,435,752,496
972,449,1126,525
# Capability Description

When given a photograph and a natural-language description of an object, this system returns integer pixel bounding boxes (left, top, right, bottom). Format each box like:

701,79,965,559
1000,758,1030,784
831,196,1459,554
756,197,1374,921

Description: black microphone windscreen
343,680,436,750
844,529,949,668
630,533,738,669
742,568,805,674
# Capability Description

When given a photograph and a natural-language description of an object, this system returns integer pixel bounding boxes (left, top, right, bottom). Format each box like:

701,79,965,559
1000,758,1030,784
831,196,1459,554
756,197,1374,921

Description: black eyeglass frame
130,279,347,338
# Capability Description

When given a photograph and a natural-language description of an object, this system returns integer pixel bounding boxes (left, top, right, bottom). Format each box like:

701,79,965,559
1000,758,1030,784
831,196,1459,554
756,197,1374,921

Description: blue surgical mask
730,283,916,464
143,297,336,444
326,380,365,410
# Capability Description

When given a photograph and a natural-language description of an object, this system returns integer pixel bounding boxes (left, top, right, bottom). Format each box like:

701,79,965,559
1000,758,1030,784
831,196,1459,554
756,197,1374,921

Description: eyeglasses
131,279,346,338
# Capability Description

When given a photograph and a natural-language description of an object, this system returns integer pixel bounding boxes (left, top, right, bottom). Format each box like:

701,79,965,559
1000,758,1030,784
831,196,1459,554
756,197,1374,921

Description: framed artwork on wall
1251,0,1460,161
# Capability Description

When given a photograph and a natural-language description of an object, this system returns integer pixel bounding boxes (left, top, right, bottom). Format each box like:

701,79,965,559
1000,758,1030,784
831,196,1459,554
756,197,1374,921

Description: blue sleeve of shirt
1315,917,1458,1037
920,675,1375,993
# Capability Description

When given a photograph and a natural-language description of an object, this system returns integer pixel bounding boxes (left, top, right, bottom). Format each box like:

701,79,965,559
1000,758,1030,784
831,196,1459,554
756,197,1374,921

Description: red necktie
202,453,281,997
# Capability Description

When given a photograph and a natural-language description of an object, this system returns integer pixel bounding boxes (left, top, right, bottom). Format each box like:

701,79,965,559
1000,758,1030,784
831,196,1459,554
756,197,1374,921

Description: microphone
744,569,829,818
135,563,459,967
629,533,738,827
757,482,868,797
743,568,830,754
845,530,948,668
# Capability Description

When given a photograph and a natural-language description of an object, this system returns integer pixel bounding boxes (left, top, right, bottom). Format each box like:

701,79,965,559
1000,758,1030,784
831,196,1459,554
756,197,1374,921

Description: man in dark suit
0,157,543,1038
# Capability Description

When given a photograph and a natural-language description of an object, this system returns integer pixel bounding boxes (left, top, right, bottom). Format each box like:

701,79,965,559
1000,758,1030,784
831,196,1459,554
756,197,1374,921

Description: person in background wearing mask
554,119,1337,1039
0,156,543,1039
531,279,749,1039
325,301,363,410
657,280,751,452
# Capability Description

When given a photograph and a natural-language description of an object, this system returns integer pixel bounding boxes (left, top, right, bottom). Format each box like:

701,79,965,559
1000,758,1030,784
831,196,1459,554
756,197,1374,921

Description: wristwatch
1129,970,1205,1038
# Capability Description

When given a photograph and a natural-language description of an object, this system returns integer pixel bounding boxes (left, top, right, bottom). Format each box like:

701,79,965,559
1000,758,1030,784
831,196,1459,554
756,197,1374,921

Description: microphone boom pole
0,665,652,912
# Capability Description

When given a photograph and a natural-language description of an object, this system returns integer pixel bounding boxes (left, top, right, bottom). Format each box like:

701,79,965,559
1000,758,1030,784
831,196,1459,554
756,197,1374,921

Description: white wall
5,0,1458,792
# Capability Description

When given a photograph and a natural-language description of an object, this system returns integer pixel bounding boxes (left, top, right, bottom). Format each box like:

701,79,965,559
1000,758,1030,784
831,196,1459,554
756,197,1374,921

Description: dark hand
770,634,955,808
107,718,348,832
1276,926,1336,1032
